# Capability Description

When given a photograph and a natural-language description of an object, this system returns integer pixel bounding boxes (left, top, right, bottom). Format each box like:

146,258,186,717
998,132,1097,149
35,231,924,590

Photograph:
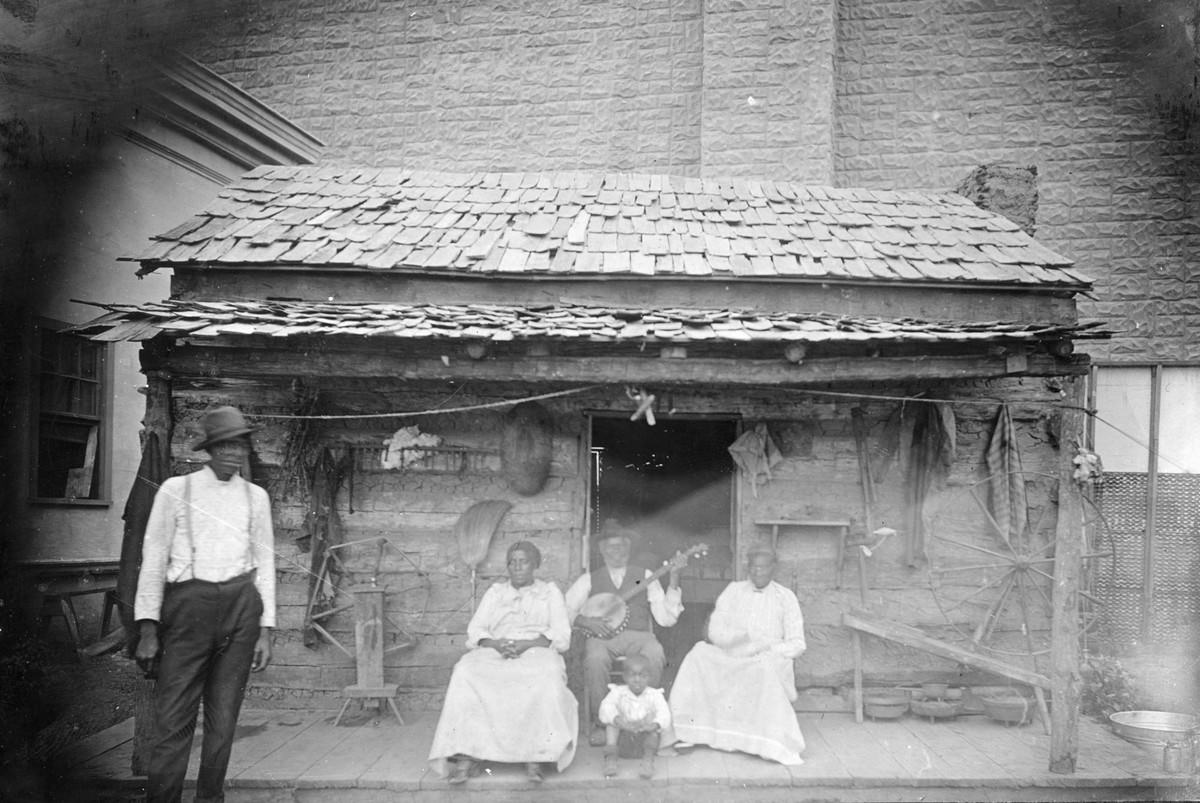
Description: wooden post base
335,684,404,726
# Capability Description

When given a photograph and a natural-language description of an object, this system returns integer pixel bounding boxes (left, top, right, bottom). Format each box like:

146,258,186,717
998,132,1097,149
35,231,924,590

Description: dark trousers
146,572,262,803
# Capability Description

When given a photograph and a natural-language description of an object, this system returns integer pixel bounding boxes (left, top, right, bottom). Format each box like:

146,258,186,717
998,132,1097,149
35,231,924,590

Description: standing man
565,521,683,747
667,545,806,765
134,406,276,803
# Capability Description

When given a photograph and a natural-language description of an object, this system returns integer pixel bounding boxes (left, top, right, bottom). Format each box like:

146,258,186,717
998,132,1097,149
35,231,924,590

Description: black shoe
525,762,544,783
448,758,473,784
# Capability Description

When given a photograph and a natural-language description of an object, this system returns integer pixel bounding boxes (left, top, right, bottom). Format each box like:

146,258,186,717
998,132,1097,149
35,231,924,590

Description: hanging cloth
118,431,169,653
903,402,956,566
984,404,1028,547
727,423,783,498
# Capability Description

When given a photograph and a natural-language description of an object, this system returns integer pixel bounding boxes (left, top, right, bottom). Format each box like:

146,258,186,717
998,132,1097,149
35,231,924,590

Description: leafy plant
1080,653,1142,720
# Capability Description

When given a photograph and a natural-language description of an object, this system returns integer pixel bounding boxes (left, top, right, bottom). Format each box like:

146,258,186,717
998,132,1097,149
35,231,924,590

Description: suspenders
179,471,257,582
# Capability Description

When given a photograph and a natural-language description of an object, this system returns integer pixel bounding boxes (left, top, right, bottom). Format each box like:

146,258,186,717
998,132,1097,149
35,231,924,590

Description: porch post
129,342,174,775
1048,377,1084,773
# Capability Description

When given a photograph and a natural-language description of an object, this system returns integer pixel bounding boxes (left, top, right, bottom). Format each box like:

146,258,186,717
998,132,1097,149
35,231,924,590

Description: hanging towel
903,402,956,565
728,424,783,498
985,405,1028,547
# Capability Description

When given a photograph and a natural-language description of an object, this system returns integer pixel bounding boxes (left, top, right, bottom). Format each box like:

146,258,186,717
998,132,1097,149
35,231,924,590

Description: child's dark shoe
639,754,655,779
603,751,618,778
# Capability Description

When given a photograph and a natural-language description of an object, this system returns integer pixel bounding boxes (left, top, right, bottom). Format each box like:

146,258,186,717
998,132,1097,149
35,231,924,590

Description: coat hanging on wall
985,404,1028,547
904,402,956,566
501,400,554,495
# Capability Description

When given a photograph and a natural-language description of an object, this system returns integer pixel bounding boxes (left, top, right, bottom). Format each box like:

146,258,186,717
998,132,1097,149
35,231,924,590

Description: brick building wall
189,0,1199,363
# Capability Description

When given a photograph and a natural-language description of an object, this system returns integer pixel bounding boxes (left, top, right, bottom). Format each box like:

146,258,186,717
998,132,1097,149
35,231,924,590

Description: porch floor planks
233,713,350,785
357,711,436,790
219,712,322,781
1075,720,1162,778
66,708,1199,801
950,715,1054,781
815,712,914,783
860,718,951,783
893,714,1017,785
794,713,856,782
296,716,406,787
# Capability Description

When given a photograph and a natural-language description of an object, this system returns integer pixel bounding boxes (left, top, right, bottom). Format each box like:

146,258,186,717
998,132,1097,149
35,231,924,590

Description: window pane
80,343,99,379
33,324,105,501
36,419,99,499
1094,366,1151,472
1159,367,1200,473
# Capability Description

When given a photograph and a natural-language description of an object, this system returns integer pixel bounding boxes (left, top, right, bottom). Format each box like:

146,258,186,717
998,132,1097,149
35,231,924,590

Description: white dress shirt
135,466,276,628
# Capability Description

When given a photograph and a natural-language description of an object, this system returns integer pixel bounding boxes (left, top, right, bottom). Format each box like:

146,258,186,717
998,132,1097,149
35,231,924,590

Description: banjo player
564,520,686,748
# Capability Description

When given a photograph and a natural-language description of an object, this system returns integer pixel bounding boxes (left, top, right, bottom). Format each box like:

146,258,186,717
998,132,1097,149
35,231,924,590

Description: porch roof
71,298,1107,346
131,168,1092,291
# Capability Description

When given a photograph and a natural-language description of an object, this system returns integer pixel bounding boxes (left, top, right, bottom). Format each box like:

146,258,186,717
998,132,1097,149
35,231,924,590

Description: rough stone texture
184,0,1200,362
955,164,1039,237
833,0,1200,363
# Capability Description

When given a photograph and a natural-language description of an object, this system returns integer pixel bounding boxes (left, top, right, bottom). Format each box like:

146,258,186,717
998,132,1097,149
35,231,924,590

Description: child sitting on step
597,652,671,779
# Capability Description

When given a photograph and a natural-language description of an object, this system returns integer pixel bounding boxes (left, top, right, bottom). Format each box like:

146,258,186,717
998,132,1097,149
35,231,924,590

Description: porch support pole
1048,376,1084,774
131,342,174,775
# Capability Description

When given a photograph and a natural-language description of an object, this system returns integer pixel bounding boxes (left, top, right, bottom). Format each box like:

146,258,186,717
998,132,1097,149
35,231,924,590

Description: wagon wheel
927,471,1115,662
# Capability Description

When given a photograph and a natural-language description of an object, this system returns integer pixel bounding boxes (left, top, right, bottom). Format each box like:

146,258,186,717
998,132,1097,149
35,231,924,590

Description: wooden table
21,560,120,655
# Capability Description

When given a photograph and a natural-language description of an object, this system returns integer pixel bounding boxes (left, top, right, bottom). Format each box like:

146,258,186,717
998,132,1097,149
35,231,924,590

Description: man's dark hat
597,519,637,542
192,406,261,451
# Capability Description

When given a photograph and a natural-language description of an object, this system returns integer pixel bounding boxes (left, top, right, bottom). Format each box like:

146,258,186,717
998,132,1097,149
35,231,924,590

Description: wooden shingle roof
134,168,1091,289
72,298,1108,346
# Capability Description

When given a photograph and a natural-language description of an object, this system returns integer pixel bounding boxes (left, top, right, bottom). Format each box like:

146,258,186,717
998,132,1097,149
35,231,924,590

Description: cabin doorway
587,415,738,689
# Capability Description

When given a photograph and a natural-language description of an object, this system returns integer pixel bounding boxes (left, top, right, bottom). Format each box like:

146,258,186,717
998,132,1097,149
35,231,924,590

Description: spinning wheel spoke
972,574,1015,645
929,470,1114,659
931,562,1021,575
938,570,1012,609
931,535,1017,562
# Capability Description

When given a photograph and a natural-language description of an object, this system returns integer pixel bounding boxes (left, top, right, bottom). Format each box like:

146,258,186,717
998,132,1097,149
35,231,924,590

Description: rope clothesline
244,379,1185,473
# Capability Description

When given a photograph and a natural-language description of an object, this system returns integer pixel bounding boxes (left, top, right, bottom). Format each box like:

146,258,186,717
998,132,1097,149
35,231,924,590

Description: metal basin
1109,711,1200,746
980,693,1033,725
911,699,960,721
863,691,909,720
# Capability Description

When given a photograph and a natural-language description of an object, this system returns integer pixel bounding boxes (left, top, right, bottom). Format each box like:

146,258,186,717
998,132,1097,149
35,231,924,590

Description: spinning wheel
927,471,1114,662
304,536,425,660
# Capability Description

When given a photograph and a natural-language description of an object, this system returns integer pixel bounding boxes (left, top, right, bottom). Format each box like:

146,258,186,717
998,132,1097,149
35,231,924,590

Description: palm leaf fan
454,499,513,610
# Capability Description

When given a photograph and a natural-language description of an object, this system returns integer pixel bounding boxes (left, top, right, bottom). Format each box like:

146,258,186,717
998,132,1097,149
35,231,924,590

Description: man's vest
590,563,652,633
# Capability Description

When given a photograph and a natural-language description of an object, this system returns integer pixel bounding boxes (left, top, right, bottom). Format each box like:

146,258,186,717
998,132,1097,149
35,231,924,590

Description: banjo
577,543,709,639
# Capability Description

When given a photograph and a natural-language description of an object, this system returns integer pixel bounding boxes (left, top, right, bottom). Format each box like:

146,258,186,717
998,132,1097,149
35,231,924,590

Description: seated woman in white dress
428,541,578,784
667,545,807,765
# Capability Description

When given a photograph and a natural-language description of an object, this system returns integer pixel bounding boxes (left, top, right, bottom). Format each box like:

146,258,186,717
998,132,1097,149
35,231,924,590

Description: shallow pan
1109,711,1200,746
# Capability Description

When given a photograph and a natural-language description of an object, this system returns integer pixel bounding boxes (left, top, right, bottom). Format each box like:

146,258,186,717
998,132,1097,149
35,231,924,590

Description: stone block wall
834,0,1200,363
188,0,1200,362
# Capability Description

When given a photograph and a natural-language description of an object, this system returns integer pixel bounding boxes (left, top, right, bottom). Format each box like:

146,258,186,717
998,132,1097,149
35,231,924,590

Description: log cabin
73,166,1110,771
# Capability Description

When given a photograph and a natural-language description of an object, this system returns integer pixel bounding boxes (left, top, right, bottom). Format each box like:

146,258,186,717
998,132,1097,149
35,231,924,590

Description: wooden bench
843,609,1052,734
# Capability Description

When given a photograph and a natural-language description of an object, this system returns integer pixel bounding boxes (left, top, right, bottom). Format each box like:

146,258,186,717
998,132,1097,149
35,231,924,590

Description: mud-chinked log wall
163,372,1074,710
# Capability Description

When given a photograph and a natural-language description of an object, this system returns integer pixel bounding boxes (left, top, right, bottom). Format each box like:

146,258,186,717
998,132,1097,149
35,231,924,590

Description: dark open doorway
588,415,738,689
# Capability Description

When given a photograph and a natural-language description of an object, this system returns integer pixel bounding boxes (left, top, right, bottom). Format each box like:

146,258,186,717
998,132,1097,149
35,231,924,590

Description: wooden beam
168,345,1087,386
1048,378,1085,774
841,610,1051,689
